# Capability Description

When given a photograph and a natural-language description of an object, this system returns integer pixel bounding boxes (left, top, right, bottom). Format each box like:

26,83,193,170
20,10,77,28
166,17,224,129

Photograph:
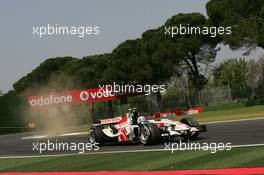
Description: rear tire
92,126,119,146
140,123,161,145
93,127,106,146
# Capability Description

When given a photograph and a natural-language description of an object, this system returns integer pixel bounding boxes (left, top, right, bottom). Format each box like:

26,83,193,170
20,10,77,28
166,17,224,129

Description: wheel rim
140,126,150,144
88,131,96,143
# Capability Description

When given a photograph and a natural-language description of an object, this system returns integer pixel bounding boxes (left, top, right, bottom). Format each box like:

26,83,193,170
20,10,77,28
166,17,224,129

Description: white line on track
21,135,48,140
21,132,89,140
202,117,264,125
59,132,89,137
1,143,264,159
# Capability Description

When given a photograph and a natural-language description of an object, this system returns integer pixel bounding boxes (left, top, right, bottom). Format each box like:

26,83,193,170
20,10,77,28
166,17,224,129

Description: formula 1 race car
88,108,207,145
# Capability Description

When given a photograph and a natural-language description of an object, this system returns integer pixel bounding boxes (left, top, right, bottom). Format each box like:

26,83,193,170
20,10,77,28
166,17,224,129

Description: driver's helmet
129,108,139,124
137,116,146,124
129,108,138,117
129,108,137,113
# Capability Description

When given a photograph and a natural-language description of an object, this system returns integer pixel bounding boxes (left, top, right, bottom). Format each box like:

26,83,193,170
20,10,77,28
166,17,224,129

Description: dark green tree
141,13,221,104
206,0,264,49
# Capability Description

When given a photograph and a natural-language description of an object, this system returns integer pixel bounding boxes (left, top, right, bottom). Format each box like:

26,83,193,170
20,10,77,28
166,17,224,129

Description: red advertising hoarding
28,88,141,109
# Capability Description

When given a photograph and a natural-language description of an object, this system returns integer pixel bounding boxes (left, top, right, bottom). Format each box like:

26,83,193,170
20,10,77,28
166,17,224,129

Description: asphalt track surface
1,118,264,157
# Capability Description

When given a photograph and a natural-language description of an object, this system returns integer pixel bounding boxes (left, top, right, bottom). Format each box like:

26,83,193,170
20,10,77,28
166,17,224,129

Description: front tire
88,130,96,143
93,127,107,146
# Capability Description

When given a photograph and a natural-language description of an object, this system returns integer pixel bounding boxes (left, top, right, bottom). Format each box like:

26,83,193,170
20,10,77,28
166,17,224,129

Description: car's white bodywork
97,114,200,141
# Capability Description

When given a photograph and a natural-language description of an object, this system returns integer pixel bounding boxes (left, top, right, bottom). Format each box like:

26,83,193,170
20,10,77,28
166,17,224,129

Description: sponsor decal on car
99,117,122,124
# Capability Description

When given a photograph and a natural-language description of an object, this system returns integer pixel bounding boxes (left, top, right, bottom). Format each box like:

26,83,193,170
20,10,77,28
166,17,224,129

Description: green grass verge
0,146,264,172
195,105,264,123
170,105,264,123
202,101,246,112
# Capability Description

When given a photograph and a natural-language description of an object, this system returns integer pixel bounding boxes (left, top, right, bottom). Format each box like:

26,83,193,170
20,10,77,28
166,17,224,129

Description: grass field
194,105,264,123
202,101,247,112
0,146,264,172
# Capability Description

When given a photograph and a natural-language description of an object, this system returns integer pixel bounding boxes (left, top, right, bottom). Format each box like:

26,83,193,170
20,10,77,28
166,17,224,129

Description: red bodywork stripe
118,128,129,141
116,115,129,125
155,122,164,128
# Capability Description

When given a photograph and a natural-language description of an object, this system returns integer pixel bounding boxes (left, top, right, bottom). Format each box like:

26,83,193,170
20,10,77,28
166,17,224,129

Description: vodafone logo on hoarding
29,95,73,107
29,89,115,107
28,87,140,108
79,89,115,102
80,91,90,101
